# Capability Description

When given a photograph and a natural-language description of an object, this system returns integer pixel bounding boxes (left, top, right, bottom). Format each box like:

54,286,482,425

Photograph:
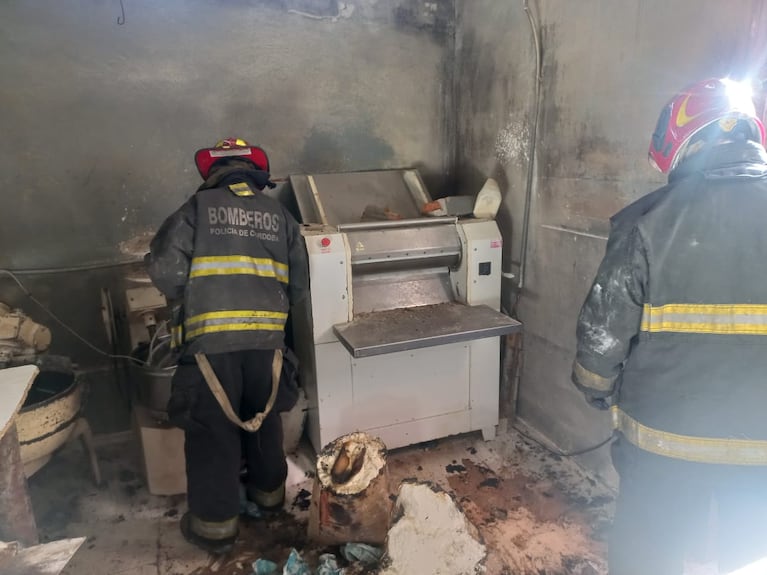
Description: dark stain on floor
291,488,312,511
190,513,363,575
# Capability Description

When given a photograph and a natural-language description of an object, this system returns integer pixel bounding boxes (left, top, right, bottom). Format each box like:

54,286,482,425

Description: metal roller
345,219,462,274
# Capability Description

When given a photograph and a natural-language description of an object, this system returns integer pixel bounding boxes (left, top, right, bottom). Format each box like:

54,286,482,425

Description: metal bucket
131,363,174,420
130,335,176,420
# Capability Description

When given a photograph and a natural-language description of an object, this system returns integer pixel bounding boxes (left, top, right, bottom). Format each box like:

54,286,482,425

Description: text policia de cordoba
207,207,280,241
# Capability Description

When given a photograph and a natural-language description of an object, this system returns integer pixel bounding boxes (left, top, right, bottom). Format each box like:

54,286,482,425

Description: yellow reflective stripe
193,256,288,271
611,406,767,465
191,267,289,283
185,310,287,325
641,303,767,335
171,325,183,349
188,515,239,539
190,256,289,283
186,322,284,339
184,310,287,340
228,183,254,197
572,360,616,392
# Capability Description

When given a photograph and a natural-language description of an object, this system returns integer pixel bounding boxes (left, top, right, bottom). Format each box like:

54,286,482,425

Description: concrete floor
26,426,614,575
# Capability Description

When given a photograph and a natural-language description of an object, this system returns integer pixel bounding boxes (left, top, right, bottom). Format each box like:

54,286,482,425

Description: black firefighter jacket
573,141,767,465
146,168,309,356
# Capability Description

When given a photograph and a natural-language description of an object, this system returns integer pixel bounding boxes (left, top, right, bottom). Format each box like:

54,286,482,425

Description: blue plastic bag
283,549,311,575
251,548,348,575
340,543,383,565
317,553,343,575
252,558,279,575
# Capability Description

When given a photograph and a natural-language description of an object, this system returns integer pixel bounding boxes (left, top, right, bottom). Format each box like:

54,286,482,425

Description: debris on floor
386,431,612,574
339,543,383,566
250,543,382,574
253,548,345,575
26,428,614,575
442,457,604,574
379,481,486,575
0,537,85,575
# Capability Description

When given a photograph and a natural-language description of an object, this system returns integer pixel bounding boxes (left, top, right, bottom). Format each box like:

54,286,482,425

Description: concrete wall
0,0,455,270
5,0,765,454
455,0,763,479
0,0,454,341
0,0,455,431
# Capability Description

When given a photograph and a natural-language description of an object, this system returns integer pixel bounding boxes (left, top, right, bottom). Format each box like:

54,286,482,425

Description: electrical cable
517,0,543,293
513,424,616,457
4,258,143,276
117,0,126,25
0,269,147,366
145,322,175,370
146,321,169,366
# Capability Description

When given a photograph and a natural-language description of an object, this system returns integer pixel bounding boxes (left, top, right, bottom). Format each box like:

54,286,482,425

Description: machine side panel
348,342,470,430
452,225,469,305
304,231,351,344
289,295,318,440
363,411,472,451
469,337,501,433
452,220,503,310
311,341,353,452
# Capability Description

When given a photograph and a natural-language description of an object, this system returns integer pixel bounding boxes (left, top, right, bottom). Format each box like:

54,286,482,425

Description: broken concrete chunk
0,537,85,575
331,442,367,485
381,482,486,575
309,432,390,546
316,432,386,497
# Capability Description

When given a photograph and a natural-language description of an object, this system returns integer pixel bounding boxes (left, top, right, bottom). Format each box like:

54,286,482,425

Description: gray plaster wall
455,0,762,479
0,0,456,432
0,0,455,334
0,0,455,270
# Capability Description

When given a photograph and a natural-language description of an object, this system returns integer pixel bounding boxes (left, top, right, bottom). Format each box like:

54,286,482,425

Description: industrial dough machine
287,169,522,452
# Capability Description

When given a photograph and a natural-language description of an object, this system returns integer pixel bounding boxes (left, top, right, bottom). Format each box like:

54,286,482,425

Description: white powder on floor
381,483,486,575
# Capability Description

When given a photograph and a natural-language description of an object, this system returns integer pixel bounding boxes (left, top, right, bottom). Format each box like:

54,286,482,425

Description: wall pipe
517,0,543,292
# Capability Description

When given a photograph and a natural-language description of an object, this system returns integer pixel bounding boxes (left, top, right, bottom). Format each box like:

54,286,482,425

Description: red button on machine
320,237,331,248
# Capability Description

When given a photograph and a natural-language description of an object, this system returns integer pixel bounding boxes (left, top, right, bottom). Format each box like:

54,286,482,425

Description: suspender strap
194,350,283,433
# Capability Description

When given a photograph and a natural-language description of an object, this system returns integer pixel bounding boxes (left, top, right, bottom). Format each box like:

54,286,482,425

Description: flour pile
381,482,485,575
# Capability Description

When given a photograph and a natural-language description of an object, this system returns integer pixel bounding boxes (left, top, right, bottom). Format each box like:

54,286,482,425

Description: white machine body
288,170,520,452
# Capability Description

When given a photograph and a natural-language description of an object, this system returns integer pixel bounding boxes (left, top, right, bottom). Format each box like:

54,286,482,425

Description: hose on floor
513,424,616,457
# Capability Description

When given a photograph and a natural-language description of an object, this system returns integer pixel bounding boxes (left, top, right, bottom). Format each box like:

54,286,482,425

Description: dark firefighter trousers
168,350,287,522
610,439,767,575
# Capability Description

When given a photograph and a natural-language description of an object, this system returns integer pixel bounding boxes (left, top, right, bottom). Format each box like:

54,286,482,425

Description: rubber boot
247,483,286,514
180,512,238,555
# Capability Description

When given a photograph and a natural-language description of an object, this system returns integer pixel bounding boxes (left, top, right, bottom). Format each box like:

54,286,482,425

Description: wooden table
0,365,40,546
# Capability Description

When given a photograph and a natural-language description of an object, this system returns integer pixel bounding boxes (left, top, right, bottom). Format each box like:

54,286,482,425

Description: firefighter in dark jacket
146,138,309,554
573,78,767,574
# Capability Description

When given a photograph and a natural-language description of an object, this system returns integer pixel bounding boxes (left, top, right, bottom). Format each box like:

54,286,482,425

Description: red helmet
194,138,270,180
649,78,766,174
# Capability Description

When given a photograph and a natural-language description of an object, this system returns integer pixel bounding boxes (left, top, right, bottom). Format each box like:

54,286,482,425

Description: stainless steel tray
333,302,522,358
289,169,432,225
